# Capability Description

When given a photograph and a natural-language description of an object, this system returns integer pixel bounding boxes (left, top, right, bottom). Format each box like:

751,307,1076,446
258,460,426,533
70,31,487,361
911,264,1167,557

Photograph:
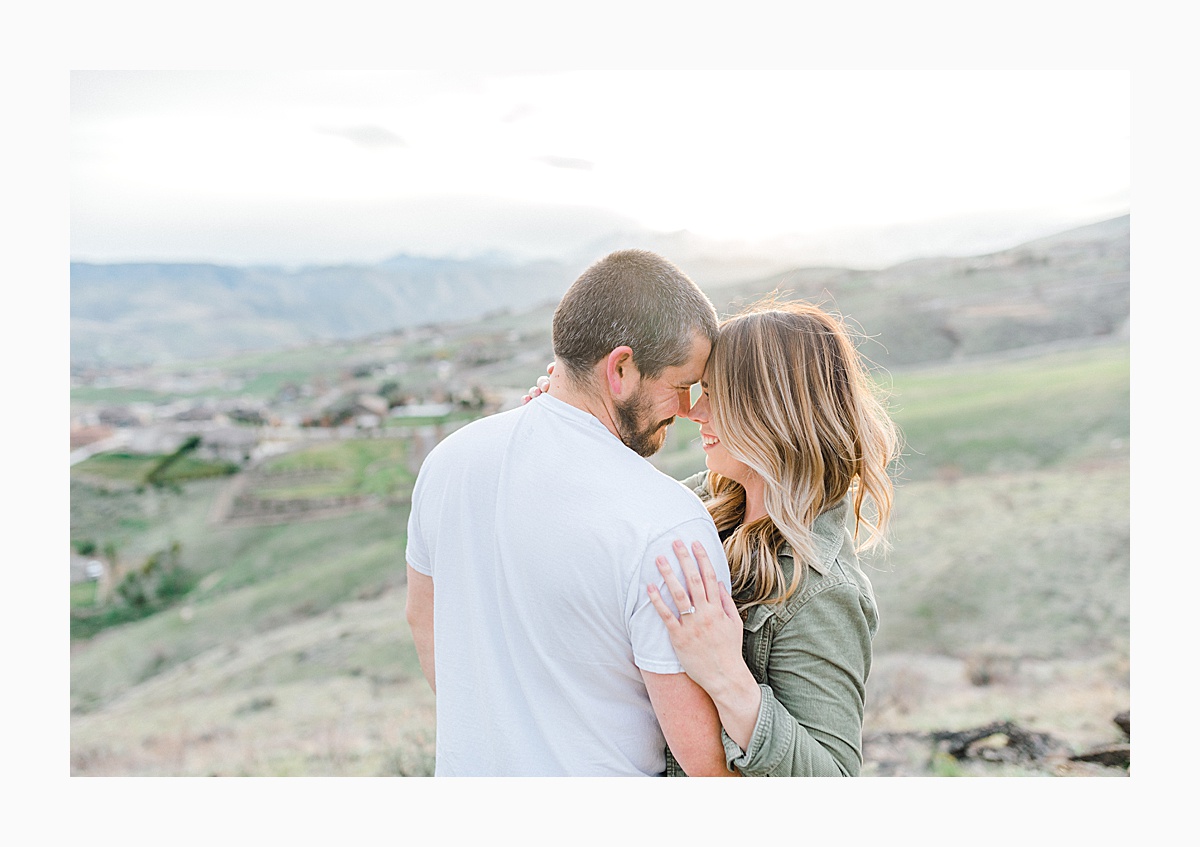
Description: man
405,249,734,776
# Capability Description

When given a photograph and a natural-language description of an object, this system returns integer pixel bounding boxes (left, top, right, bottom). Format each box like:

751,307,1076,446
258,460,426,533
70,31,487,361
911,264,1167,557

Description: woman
526,298,899,776
648,298,900,777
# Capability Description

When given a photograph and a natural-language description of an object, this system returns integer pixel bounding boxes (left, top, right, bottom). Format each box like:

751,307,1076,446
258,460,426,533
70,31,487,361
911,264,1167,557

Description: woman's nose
687,392,710,423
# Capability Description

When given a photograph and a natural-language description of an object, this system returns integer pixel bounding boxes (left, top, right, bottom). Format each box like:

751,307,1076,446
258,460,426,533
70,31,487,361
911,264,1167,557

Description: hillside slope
71,340,1129,776
705,215,1129,366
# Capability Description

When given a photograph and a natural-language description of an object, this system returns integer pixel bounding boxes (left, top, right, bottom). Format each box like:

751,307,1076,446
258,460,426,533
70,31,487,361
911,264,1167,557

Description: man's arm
405,563,436,693
642,669,739,777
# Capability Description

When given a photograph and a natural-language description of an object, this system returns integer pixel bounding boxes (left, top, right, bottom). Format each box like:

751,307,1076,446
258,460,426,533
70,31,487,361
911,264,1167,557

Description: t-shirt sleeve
627,515,732,674
405,470,432,576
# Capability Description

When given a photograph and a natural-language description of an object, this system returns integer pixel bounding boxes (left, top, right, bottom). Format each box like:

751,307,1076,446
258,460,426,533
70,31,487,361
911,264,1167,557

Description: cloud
317,125,407,149
501,103,536,123
534,155,593,171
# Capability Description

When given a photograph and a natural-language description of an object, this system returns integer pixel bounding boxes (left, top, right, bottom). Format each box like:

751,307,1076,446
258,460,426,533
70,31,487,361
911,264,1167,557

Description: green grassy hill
70,339,1128,775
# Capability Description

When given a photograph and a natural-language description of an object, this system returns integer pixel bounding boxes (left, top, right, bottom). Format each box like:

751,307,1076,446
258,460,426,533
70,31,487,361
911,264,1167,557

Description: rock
1071,743,1130,769
933,720,1072,764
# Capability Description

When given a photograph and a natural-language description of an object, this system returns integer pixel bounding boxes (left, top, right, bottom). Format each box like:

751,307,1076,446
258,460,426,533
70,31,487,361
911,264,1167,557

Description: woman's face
687,364,755,486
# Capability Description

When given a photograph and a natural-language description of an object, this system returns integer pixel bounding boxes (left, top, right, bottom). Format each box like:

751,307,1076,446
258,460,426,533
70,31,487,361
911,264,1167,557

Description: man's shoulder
610,462,710,522
427,406,522,450
412,409,523,485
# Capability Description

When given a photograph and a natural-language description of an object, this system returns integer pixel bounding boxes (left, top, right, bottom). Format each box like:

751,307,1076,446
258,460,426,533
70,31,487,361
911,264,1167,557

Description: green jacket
666,472,878,777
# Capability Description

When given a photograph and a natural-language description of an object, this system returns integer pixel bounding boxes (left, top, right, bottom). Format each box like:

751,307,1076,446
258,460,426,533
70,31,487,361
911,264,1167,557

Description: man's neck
546,362,622,442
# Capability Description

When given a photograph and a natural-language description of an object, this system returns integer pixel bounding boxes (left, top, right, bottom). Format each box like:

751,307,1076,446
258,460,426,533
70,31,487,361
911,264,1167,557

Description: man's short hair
552,249,719,383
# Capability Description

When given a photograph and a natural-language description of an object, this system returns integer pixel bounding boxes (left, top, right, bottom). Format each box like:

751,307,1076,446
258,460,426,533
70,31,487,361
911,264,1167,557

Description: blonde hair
705,299,900,609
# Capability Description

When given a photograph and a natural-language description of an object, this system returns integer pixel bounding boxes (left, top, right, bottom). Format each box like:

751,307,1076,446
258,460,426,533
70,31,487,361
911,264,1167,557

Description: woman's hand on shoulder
521,362,555,405
648,539,763,750
647,540,748,700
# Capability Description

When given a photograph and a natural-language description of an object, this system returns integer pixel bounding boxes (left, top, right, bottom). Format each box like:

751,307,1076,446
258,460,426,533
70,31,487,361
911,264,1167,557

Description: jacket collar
778,494,850,579
741,495,853,630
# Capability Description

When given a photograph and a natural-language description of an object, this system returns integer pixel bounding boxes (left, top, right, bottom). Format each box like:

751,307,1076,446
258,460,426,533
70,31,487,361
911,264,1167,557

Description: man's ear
604,346,640,397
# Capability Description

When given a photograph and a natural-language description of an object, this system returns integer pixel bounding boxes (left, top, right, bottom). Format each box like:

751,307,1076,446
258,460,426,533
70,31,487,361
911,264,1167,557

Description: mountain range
70,215,1129,368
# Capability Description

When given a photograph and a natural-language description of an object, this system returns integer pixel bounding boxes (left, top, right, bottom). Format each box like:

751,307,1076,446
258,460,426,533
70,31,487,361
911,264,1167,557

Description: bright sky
70,69,1130,266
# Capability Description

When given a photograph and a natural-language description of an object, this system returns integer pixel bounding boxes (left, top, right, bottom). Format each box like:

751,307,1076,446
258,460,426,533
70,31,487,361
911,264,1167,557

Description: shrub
145,436,202,487
74,542,197,640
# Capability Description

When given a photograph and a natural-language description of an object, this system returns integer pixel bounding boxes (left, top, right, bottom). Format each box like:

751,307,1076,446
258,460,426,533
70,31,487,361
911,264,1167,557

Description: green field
71,580,99,608
72,452,239,487
70,386,178,406
72,453,164,483
71,339,1129,775
71,490,410,711
252,440,415,500
888,342,1129,480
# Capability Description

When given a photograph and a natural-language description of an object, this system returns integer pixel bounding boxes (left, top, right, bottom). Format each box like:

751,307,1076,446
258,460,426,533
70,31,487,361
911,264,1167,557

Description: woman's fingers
523,377,551,404
672,539,709,606
654,538,727,618
654,553,693,615
691,541,721,605
718,581,740,621
523,371,552,405
646,584,681,630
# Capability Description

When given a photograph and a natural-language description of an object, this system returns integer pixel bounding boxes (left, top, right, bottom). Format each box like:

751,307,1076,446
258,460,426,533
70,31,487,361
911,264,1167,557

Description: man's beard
615,387,673,458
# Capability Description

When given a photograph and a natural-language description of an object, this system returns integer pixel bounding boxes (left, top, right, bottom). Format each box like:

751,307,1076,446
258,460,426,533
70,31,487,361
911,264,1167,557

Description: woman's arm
649,541,872,777
727,583,872,777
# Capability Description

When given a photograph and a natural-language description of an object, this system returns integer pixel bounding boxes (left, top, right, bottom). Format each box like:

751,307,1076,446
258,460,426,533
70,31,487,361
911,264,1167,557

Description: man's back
406,394,729,775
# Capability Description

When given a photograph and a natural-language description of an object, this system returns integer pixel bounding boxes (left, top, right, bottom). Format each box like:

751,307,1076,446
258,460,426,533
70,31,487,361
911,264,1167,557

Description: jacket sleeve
680,470,709,498
723,580,872,776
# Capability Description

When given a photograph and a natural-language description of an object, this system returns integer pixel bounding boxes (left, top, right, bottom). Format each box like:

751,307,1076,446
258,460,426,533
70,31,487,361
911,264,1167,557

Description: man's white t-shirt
406,393,731,776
